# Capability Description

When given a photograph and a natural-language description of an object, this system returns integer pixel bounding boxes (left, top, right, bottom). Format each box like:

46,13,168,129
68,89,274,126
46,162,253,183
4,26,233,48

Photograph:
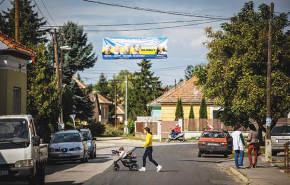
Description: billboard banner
102,37,167,60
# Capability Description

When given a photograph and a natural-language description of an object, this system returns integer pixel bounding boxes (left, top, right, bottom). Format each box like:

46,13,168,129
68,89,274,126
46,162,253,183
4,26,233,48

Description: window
13,87,21,114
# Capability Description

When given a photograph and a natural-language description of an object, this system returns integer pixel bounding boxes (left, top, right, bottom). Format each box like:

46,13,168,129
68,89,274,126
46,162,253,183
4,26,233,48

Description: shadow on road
179,159,224,163
45,181,84,185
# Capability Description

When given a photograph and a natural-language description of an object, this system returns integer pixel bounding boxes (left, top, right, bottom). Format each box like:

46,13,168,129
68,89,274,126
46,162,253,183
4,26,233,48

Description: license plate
207,143,219,146
278,140,290,143
58,153,71,157
0,170,8,176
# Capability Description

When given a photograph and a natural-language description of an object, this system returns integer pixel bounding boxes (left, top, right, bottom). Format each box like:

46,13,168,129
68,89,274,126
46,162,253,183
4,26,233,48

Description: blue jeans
234,150,244,168
172,131,180,138
143,149,158,167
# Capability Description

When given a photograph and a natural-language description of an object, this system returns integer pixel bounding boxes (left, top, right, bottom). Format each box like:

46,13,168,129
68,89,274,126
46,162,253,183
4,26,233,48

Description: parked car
197,130,229,158
48,130,89,163
79,129,97,159
0,115,48,185
271,125,290,156
222,130,233,154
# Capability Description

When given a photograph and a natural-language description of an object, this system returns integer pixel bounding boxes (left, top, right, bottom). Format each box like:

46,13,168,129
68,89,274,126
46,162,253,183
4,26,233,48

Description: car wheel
272,151,278,156
224,153,228,158
90,151,94,159
94,149,97,158
113,164,120,171
197,149,202,157
28,162,45,185
131,164,139,171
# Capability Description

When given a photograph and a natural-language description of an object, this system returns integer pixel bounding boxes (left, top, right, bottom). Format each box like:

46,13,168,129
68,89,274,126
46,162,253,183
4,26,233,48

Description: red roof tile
0,31,36,56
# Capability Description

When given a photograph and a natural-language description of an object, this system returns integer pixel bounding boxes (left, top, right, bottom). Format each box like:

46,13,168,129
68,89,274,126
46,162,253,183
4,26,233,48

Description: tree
127,59,162,120
199,98,207,119
199,2,290,137
63,74,95,124
185,65,194,80
95,72,109,97
175,98,184,121
1,0,49,47
189,104,194,119
26,43,59,136
47,21,97,84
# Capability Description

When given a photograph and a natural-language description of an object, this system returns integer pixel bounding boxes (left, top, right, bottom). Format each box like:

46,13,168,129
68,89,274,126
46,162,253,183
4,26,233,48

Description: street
5,138,242,185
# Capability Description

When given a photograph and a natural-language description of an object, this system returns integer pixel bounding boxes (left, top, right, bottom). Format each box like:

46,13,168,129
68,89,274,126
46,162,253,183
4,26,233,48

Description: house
0,31,36,115
116,105,125,123
148,77,221,121
72,76,111,123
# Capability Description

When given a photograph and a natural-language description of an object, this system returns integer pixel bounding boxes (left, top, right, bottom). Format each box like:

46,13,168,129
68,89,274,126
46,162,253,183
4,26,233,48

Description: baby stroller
111,147,141,171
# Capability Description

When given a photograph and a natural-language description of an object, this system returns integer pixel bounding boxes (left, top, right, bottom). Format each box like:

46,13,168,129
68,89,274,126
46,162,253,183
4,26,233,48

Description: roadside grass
187,137,199,141
226,146,266,160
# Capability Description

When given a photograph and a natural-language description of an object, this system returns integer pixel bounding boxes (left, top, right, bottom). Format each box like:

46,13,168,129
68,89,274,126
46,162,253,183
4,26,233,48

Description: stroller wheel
131,164,139,171
113,164,120,171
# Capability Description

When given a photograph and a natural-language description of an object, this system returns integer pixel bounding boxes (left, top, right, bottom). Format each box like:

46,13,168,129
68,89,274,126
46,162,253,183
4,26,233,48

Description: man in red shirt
172,124,181,138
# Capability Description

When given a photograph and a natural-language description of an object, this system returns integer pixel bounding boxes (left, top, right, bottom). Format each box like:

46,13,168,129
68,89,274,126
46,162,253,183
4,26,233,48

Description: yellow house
149,77,218,121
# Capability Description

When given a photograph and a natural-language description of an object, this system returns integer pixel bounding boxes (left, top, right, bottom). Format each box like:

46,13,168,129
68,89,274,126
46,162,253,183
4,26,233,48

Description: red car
197,130,229,157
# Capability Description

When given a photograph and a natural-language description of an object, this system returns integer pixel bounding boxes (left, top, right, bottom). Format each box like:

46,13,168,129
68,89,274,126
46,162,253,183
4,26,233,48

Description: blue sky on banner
1,0,289,85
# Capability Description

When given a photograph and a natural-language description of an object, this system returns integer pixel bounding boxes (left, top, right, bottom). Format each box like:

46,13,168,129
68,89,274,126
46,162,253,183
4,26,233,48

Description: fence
135,122,158,134
284,142,290,174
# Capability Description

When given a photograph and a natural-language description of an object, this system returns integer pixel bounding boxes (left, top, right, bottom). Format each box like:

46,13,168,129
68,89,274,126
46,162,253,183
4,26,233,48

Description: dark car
197,130,229,158
223,130,233,154
80,129,97,159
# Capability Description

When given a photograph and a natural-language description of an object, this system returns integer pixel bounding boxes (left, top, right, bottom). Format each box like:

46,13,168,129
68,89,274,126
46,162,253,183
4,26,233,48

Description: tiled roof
0,31,36,56
72,76,111,104
149,77,212,106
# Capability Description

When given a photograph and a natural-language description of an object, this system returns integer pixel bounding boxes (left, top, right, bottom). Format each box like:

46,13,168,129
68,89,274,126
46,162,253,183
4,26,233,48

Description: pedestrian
232,124,245,169
139,127,162,172
247,124,260,168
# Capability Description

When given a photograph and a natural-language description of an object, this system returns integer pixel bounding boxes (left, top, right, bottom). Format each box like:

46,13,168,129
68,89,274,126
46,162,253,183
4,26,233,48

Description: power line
0,0,5,5
39,18,226,27
33,0,52,27
80,0,231,19
83,19,227,32
40,0,57,26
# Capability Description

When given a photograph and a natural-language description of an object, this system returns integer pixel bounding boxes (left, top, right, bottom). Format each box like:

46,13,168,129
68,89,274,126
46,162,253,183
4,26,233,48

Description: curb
229,167,249,184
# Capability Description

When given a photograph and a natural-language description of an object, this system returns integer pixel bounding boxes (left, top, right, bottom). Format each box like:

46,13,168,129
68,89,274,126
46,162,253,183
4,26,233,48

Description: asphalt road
3,140,242,185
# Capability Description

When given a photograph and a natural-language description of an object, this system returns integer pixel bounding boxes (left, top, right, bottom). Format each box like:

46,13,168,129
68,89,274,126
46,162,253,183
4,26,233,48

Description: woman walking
139,127,162,172
247,124,260,168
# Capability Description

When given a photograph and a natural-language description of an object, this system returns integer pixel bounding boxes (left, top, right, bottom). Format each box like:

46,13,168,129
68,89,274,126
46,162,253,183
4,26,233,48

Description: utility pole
115,82,117,128
15,0,19,42
124,75,128,135
265,2,274,162
175,79,176,89
60,38,64,127
54,28,59,86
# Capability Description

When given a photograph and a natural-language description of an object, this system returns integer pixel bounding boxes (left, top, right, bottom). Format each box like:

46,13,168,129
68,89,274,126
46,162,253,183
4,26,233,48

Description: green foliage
127,119,135,134
103,124,124,137
199,98,207,119
63,74,95,123
26,43,59,137
65,122,75,130
128,59,162,120
175,98,184,121
47,21,97,85
189,104,194,119
87,122,106,137
0,0,49,46
199,2,290,129
95,72,109,97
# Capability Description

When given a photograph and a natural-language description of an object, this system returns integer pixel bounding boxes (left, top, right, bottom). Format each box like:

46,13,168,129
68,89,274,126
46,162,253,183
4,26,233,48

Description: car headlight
49,147,55,152
73,147,82,151
15,159,34,167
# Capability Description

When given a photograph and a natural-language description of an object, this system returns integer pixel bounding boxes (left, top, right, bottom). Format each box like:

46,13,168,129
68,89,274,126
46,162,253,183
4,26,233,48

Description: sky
1,0,289,86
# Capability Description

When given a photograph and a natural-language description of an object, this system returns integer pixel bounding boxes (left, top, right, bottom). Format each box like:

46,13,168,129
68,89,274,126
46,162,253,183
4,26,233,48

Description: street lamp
59,45,71,130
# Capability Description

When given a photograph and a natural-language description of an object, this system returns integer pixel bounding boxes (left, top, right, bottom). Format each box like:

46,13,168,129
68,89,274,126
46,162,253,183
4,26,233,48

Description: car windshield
223,132,230,137
271,126,290,136
0,119,29,142
80,131,91,140
51,133,81,143
202,131,225,138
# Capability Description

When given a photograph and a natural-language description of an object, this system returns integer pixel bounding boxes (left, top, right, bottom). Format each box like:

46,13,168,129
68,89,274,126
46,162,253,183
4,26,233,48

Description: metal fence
284,142,290,174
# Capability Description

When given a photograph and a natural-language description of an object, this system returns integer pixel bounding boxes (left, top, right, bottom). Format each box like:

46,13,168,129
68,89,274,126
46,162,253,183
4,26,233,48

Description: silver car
48,130,89,163
271,125,290,156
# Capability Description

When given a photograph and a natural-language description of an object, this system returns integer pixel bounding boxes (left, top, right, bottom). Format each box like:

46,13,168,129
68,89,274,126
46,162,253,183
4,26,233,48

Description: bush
128,119,135,134
87,122,106,137
65,122,75,129
103,123,123,137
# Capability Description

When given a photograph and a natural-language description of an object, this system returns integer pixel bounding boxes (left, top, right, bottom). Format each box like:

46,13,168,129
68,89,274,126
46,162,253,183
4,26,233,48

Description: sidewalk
218,155,290,185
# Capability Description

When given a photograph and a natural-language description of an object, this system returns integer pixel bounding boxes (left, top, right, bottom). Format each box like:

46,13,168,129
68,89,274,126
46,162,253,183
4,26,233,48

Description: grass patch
187,137,199,141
